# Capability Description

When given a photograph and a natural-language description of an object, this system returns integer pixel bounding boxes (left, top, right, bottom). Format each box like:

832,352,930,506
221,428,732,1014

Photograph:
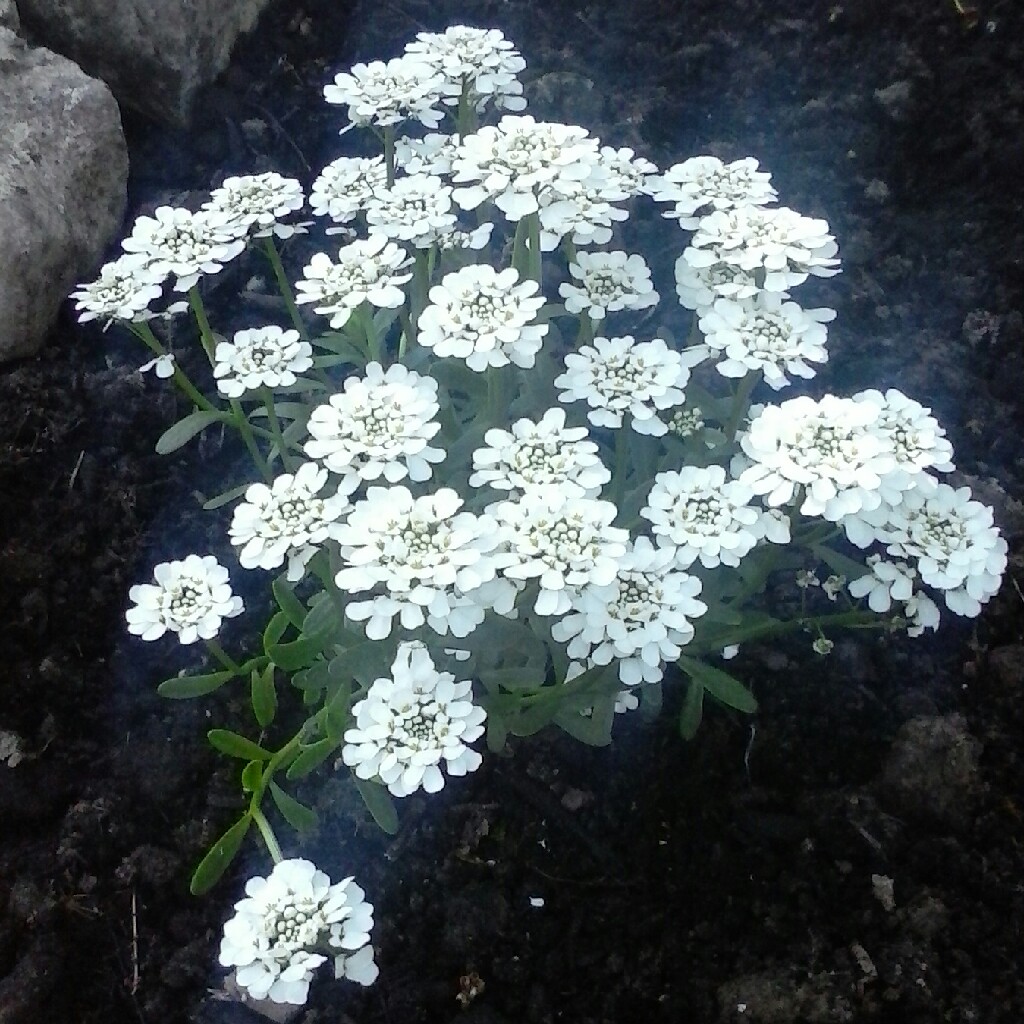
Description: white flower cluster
220,858,376,1004
304,361,444,484
333,486,509,639
418,264,548,370
126,554,243,645
651,155,777,229
203,172,309,240
214,326,314,398
559,251,659,321
555,335,706,435
341,642,486,796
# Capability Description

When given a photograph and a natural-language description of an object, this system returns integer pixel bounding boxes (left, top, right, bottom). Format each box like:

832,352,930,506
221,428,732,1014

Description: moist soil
2,1,1023,1022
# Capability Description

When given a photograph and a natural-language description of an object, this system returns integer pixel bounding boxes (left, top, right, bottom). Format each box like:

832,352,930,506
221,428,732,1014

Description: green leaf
327,641,383,689
155,410,223,454
555,697,615,746
811,544,870,585
207,729,274,761
286,738,338,779
679,677,705,740
272,578,307,630
268,631,333,672
263,610,290,651
202,482,252,511
486,710,509,754
354,777,399,835
157,669,234,699
269,781,318,832
679,656,758,714
241,759,263,793
251,665,277,729
508,699,561,737
190,814,251,895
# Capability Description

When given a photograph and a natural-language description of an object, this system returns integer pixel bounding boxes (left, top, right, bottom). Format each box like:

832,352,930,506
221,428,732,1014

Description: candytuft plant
72,24,1007,1008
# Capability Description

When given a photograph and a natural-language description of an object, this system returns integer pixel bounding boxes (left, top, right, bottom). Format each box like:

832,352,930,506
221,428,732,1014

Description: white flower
642,466,788,569
554,335,705,435
812,636,834,656
219,858,376,1006
559,251,659,321
698,295,834,389
324,56,447,130
365,173,457,247
403,25,527,112
418,264,548,370
848,554,916,612
70,253,166,324
395,132,461,176
538,178,629,250
685,205,840,293
822,574,846,601
904,590,942,637
738,396,895,521
230,464,354,581
309,156,388,232
295,237,412,329
333,486,508,639
203,172,308,239
491,486,628,616
666,405,705,439
675,254,762,315
451,115,599,220
120,206,246,291
853,388,956,504
592,146,660,198
878,481,1007,617
342,642,486,797
139,353,176,378
214,326,314,398
470,407,610,496
126,554,243,644
551,537,707,685
650,156,777,229
304,362,444,483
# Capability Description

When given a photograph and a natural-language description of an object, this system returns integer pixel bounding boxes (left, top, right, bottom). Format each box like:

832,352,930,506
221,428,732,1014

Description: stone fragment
0,0,19,30
16,0,274,124
878,713,984,831
0,28,127,362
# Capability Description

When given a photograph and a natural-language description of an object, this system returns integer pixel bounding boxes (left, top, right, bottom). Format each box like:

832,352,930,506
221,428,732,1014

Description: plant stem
613,418,631,507
205,637,242,675
724,372,757,444
251,807,284,863
260,386,296,472
384,125,396,187
130,323,218,413
262,236,309,341
187,287,218,366
229,399,273,482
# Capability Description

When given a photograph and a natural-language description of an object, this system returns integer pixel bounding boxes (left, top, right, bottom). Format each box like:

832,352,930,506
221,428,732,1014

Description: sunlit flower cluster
220,858,376,1004
551,538,707,685
651,156,777,229
309,156,388,233
555,335,705,435
203,172,308,239
324,56,447,130
342,642,486,796
214,326,314,398
559,251,659,321
417,264,547,370
304,361,444,483
71,253,165,325
126,554,243,645
364,173,458,247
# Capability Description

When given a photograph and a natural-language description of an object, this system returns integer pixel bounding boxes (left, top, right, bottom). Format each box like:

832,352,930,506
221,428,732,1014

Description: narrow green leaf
354,777,399,835
263,610,290,652
157,669,234,699
811,544,870,585
679,678,705,740
207,729,274,761
240,759,263,793
486,711,509,754
251,665,277,729
555,698,615,746
269,781,318,832
155,410,223,454
272,578,307,630
508,699,561,737
190,814,251,895
202,482,252,511
268,631,333,671
286,738,338,779
679,656,758,714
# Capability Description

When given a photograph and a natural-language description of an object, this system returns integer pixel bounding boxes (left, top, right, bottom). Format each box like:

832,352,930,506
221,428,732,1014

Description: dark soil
2,0,1023,1022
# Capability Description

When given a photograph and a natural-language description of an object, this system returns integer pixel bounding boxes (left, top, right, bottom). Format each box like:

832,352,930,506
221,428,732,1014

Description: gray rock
17,0,274,124
0,28,127,361
878,713,984,831
0,0,19,31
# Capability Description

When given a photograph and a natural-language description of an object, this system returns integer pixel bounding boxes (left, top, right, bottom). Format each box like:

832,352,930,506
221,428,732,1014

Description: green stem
511,217,529,277
526,212,542,286
130,323,218,413
613,417,631,507
187,287,218,366
575,313,595,349
251,807,283,863
205,637,242,675
260,387,296,472
359,303,381,364
688,608,885,656
724,372,758,444
384,125,396,187
229,399,273,483
262,236,308,341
